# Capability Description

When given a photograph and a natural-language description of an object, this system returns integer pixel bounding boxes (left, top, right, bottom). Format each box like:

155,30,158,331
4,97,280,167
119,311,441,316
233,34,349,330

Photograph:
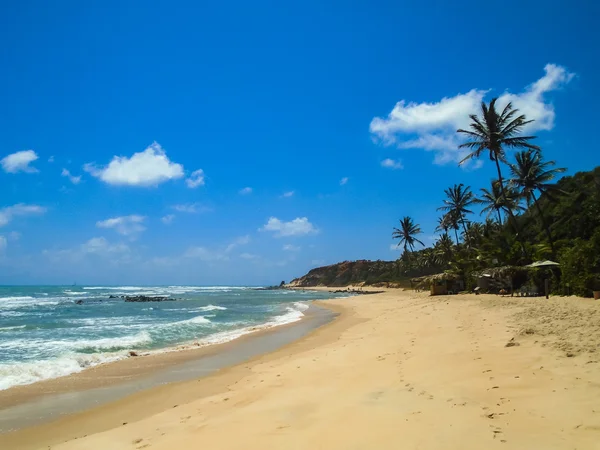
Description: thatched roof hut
471,265,529,293
411,272,463,295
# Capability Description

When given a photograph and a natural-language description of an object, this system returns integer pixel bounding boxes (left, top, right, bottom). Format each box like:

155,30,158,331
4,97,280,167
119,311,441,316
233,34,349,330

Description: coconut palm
510,149,566,255
392,216,425,255
437,184,475,245
435,215,451,237
457,99,539,248
446,211,461,244
457,99,540,189
476,180,524,224
434,233,454,266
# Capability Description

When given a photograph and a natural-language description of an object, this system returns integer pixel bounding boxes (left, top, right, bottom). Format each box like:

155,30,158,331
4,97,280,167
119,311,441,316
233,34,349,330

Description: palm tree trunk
453,228,459,244
460,218,471,248
496,208,502,225
494,157,528,257
532,192,556,257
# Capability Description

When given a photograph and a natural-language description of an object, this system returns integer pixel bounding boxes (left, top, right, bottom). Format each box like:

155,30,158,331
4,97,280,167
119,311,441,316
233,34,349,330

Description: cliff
287,260,406,288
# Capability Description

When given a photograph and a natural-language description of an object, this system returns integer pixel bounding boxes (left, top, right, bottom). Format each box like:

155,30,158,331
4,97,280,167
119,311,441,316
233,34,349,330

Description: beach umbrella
526,260,560,298
526,260,560,268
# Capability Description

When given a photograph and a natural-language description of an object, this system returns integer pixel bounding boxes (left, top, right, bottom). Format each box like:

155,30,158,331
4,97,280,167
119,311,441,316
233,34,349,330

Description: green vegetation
393,99,600,297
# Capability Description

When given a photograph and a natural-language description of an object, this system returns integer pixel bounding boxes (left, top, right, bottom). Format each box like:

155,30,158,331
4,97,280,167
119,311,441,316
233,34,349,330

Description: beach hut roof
526,260,561,268
471,265,526,279
411,271,461,284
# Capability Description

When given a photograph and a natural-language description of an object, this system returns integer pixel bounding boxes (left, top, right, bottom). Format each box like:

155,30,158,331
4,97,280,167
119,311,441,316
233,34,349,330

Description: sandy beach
2,288,600,449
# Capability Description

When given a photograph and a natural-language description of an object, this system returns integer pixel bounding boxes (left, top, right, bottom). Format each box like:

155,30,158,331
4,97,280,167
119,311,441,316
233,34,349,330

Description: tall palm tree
392,216,425,255
437,184,475,246
457,99,539,249
476,180,524,224
510,149,566,255
446,211,461,244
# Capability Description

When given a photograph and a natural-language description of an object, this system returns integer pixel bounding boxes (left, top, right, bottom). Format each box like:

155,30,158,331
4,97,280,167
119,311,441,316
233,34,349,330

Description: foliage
558,229,600,296
392,216,425,255
369,104,600,296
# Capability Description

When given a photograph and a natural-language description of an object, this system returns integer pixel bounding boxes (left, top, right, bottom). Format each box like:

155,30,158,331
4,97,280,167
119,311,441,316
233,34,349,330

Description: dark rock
129,351,138,357
108,295,118,299
505,341,520,347
75,300,84,305
124,295,176,303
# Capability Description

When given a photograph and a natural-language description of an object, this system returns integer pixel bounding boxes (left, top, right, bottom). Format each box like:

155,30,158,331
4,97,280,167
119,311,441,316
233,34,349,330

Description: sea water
0,286,346,390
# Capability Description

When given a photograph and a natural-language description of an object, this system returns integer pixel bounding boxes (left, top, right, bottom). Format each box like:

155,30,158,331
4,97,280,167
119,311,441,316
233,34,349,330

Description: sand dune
3,290,600,449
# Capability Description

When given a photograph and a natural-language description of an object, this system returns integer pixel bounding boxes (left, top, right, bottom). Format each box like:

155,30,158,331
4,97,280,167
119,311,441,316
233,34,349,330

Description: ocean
0,285,346,391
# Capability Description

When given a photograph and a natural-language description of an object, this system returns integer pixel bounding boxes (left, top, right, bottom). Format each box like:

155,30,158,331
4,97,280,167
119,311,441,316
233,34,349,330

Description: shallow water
0,286,347,390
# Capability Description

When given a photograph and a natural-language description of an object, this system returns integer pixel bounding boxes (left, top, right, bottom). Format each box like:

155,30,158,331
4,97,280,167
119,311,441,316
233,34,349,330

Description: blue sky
0,0,598,285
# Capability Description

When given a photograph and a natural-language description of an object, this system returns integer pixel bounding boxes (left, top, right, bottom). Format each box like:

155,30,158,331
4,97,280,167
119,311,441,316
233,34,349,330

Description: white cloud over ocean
186,169,205,188
1,150,39,173
84,142,184,187
260,217,318,237
0,204,46,227
370,64,575,166
96,215,146,237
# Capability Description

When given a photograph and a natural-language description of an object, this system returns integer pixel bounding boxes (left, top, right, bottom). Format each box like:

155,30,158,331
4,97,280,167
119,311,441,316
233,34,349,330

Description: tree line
393,99,600,297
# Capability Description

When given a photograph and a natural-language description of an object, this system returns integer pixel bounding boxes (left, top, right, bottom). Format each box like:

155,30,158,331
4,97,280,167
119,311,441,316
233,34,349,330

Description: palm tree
434,233,454,266
392,216,425,255
446,211,461,244
437,184,475,246
476,180,524,224
435,215,450,237
457,99,539,248
510,149,566,255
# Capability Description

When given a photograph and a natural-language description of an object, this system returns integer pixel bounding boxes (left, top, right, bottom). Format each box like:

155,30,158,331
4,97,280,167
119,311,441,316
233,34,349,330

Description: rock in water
124,295,176,302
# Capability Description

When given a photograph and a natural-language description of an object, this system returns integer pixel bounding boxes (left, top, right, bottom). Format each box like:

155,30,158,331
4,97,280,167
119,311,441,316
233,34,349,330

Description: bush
559,229,600,297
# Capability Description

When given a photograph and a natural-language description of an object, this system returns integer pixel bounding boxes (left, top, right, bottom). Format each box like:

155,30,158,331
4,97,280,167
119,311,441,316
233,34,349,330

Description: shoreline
0,297,313,394
0,300,345,433
3,289,600,449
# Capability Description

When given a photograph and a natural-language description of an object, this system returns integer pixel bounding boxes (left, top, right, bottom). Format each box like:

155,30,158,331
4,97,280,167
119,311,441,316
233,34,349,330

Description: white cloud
1,150,39,173
84,142,184,187
381,158,404,170
283,244,301,252
96,215,146,237
239,187,253,195
61,168,82,184
339,177,349,186
370,64,575,166
81,237,130,255
225,235,251,253
48,156,55,163
161,214,175,224
171,203,211,214
239,252,258,260
186,169,205,188
260,217,318,237
0,236,6,253
311,259,326,266
281,191,295,198
0,204,46,227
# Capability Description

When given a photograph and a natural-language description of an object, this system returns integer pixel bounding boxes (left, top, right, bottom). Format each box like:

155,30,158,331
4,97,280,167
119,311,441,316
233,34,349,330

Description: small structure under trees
412,272,464,296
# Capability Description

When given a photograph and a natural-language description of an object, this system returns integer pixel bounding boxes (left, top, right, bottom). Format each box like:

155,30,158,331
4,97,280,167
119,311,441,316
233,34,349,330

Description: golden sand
2,289,600,449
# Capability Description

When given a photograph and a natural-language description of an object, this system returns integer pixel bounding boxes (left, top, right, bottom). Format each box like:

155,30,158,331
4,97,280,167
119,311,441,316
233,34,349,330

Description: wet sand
2,289,600,450
0,304,337,433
